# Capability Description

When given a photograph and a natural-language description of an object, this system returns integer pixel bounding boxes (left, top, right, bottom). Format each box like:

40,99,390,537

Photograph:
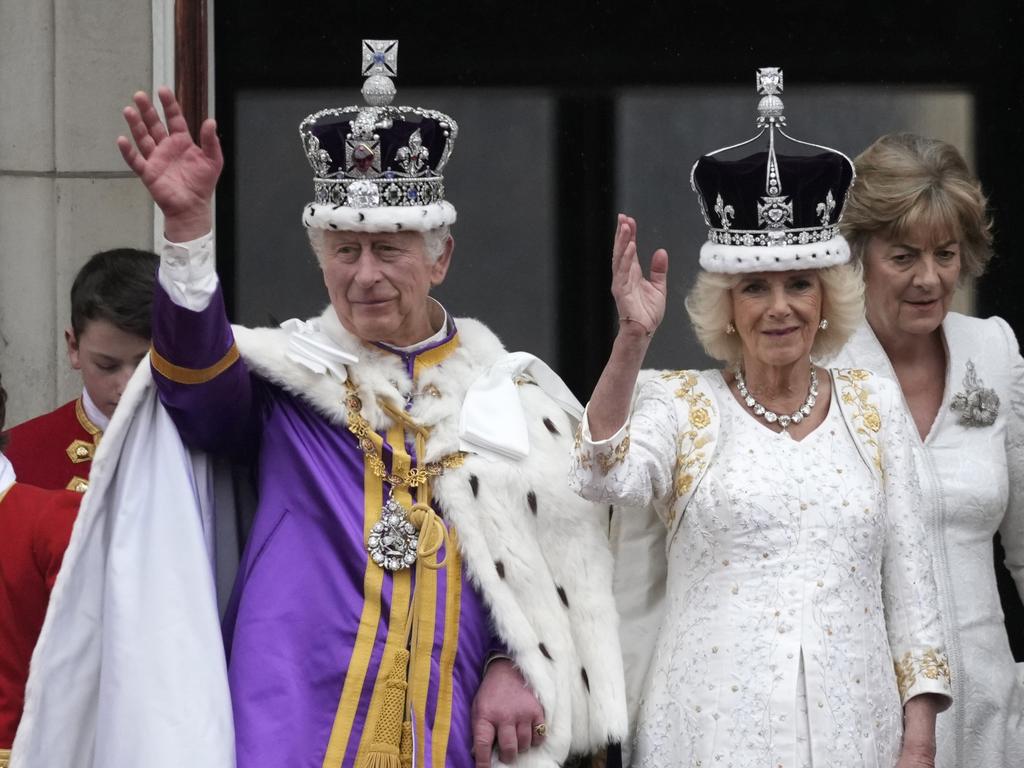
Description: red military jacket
3,399,102,494
0,481,80,750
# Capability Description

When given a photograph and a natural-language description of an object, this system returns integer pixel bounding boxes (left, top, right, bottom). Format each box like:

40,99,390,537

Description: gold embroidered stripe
354,424,414,765
0,746,11,768
409,484,439,767
320,434,388,768
412,335,460,376
74,397,102,436
431,530,463,766
149,342,240,385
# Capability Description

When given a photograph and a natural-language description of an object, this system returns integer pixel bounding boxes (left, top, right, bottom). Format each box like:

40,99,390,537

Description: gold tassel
360,648,411,768
400,720,414,768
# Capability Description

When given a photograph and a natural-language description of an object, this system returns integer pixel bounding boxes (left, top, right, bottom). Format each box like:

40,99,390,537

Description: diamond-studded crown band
708,224,840,248
313,176,446,210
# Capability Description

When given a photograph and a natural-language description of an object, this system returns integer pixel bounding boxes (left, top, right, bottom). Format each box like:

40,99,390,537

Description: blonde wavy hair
841,133,993,278
684,263,864,364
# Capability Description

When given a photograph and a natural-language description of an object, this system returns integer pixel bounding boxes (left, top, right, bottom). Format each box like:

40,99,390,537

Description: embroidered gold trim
572,423,594,471
66,438,95,464
66,475,89,493
74,397,102,436
595,434,630,475
836,369,883,476
149,342,240,385
0,747,11,767
321,448,388,765
661,371,714,524
894,648,951,700
431,530,463,765
411,334,461,377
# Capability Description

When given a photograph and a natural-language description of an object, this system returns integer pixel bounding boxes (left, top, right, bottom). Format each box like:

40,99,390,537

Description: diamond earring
818,318,829,330
726,322,736,335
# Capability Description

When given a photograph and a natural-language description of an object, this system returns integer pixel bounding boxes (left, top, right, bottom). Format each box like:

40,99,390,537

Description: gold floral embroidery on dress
894,648,951,700
573,421,593,471
661,370,714,523
596,434,631,475
836,369,883,476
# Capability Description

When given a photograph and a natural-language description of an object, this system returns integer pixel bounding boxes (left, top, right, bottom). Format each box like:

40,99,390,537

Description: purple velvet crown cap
692,150,854,233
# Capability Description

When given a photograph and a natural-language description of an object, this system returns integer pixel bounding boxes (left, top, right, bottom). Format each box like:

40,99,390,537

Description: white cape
11,360,235,767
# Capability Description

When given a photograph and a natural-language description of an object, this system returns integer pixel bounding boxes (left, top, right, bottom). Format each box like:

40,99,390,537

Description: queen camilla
570,70,953,767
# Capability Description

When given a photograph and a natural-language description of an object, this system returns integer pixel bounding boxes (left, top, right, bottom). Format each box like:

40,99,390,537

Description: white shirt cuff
158,231,218,311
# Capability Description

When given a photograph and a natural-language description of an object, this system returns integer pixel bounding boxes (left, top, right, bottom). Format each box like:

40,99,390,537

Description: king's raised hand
611,214,668,340
117,87,223,242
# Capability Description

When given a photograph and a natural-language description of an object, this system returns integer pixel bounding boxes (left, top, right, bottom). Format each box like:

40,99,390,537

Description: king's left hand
471,658,546,766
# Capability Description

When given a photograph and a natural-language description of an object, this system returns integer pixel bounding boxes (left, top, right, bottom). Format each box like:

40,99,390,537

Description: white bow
459,352,583,461
282,318,359,380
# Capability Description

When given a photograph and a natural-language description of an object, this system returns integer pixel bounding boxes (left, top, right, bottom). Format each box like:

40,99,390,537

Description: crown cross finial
362,40,398,77
361,40,398,107
756,67,783,96
756,66,786,128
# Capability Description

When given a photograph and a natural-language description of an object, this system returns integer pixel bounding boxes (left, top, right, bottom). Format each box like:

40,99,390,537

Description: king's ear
430,236,454,286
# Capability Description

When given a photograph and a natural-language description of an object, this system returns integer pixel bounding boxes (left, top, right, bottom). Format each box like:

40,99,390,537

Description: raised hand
611,214,668,339
117,87,223,241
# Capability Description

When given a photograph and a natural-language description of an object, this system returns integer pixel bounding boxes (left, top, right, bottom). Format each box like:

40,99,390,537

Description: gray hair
684,263,865,364
307,224,451,266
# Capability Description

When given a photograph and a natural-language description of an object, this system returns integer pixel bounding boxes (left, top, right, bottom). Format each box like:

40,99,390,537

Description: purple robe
151,284,496,768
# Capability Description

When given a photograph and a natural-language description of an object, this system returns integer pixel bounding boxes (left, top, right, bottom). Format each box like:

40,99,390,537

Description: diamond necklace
733,364,818,430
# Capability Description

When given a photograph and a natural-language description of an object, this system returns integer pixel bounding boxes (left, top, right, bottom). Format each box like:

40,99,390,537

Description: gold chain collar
342,378,466,490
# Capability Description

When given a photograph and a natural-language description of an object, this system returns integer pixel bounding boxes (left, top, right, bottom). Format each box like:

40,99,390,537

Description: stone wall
0,0,157,425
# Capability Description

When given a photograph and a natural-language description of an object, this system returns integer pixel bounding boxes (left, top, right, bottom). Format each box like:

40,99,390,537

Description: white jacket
832,313,1024,768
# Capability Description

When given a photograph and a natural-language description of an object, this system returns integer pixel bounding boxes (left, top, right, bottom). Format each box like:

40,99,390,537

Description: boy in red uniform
0,376,80,765
3,249,157,492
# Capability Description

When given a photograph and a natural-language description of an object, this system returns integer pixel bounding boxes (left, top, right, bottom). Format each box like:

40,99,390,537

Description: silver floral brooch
950,360,999,427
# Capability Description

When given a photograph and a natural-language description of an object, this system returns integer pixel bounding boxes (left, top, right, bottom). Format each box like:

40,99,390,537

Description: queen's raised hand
610,214,668,340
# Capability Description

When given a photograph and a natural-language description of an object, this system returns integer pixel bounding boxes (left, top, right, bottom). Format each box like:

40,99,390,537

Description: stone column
0,0,157,425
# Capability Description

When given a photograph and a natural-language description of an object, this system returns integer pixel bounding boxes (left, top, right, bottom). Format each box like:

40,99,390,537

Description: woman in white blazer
831,132,1024,768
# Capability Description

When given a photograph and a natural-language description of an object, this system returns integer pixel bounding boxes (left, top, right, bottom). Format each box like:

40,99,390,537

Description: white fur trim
302,200,457,233
699,234,850,273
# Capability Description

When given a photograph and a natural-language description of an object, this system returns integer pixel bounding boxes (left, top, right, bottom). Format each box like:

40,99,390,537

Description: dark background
212,1,1024,657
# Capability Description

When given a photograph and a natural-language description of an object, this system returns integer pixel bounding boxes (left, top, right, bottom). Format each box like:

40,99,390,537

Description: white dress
571,368,952,767
832,313,1024,768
